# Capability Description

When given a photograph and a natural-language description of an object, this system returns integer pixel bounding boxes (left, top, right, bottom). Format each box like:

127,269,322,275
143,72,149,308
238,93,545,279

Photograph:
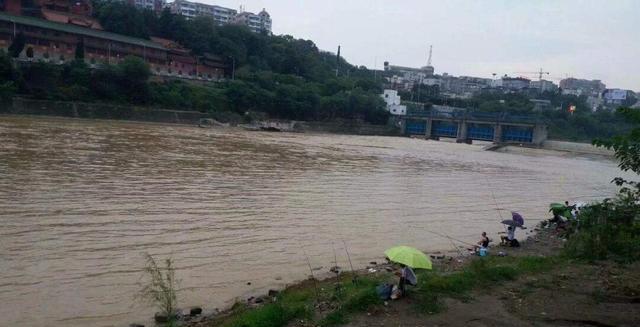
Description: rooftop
0,12,165,50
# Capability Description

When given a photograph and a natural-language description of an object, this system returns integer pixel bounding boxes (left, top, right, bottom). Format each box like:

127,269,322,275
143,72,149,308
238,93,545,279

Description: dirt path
345,227,640,327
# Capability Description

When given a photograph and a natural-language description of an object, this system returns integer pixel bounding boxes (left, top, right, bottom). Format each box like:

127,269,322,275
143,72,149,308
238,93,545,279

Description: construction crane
514,68,550,81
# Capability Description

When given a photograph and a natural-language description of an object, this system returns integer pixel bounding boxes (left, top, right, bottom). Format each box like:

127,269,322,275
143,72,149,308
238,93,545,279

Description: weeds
564,196,640,263
137,253,179,326
214,256,559,326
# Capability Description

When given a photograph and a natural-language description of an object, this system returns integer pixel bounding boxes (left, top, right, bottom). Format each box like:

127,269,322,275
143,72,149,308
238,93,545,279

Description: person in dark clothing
473,232,490,252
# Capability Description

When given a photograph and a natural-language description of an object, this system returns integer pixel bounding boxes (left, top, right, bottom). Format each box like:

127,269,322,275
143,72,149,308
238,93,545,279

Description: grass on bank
214,255,559,327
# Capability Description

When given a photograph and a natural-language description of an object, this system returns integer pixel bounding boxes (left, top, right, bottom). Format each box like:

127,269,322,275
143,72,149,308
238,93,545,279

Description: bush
137,253,179,326
564,196,640,262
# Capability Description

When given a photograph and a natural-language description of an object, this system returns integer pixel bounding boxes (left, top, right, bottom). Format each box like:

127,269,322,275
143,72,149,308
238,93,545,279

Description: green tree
117,56,151,104
95,2,152,39
8,32,25,58
594,107,640,197
75,38,85,60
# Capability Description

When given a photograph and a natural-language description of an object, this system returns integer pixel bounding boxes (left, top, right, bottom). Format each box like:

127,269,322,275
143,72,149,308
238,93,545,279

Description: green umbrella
550,203,565,210
549,203,572,218
384,246,432,270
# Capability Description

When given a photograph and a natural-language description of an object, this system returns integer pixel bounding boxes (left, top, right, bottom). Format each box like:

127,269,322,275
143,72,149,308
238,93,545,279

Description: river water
0,115,624,327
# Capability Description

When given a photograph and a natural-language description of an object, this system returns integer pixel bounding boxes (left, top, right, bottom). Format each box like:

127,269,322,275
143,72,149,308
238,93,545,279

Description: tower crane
513,68,550,81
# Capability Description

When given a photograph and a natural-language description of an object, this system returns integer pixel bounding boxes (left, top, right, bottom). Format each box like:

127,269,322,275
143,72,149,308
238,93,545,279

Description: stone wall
541,140,613,155
0,98,401,136
297,120,401,136
1,98,208,124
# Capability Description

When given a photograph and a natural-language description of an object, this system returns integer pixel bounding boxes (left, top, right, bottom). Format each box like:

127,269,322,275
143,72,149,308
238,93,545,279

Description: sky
207,0,638,91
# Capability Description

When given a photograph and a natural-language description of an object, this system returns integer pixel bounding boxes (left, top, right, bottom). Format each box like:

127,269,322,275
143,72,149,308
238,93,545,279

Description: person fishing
501,225,519,247
473,232,490,253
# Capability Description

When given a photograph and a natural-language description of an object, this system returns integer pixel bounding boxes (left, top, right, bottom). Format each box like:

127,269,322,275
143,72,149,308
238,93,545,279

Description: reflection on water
0,115,623,326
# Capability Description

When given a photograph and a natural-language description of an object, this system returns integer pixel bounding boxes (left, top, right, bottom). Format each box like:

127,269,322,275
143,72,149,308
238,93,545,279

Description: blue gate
467,124,495,141
502,126,533,143
405,120,426,135
432,121,458,138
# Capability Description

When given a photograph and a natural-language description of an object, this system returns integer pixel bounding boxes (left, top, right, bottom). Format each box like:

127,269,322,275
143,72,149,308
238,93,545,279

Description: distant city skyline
191,0,639,91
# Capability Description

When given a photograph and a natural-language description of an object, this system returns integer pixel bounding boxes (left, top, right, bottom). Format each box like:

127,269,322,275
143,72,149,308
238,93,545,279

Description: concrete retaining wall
297,120,400,136
542,140,613,155
0,98,400,136
1,98,208,124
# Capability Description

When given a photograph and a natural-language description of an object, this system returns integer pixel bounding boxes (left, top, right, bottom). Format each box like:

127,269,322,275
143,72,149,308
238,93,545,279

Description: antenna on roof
427,45,433,67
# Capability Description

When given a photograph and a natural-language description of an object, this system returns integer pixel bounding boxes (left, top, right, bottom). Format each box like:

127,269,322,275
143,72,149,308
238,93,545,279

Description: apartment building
232,8,271,33
169,0,237,26
128,0,165,13
168,1,272,33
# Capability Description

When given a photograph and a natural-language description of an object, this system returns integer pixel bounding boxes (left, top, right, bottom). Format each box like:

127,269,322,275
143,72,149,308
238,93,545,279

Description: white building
128,0,165,13
168,1,271,33
501,76,531,90
169,0,237,25
381,89,407,115
530,79,558,93
603,89,634,106
560,78,605,97
232,8,272,33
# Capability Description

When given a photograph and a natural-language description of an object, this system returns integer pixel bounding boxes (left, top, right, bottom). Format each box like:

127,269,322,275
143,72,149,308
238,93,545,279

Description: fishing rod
303,249,320,300
421,228,475,247
332,243,342,288
342,240,358,284
484,175,505,221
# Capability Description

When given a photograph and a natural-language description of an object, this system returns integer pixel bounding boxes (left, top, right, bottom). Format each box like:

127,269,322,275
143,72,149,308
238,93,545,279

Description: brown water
0,115,624,327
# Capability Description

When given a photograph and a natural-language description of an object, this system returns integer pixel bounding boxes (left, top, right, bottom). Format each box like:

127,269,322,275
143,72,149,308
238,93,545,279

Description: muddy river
0,115,624,326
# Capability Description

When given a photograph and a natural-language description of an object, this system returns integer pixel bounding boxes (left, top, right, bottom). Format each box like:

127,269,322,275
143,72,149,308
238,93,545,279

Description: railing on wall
406,107,544,125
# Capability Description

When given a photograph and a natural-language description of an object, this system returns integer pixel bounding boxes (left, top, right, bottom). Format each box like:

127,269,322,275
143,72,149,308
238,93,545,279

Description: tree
117,56,151,104
95,2,151,39
8,32,25,58
0,50,16,80
75,38,85,60
594,107,640,198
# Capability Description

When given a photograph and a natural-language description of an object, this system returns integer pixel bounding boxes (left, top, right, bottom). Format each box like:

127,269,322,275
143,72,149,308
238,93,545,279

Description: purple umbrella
511,212,524,226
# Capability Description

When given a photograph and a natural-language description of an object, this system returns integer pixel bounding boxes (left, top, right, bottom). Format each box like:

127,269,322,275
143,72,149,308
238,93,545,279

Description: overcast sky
208,0,638,91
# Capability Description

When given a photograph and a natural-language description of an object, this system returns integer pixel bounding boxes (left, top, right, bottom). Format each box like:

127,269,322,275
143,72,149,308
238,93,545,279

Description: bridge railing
405,107,544,125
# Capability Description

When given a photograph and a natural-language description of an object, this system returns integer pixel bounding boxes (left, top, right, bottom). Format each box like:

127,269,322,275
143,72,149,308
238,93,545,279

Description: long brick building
0,0,227,81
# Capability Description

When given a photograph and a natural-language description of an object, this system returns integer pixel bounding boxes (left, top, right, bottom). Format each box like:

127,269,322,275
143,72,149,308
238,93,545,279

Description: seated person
500,226,519,247
549,213,567,231
473,232,490,253
394,264,417,297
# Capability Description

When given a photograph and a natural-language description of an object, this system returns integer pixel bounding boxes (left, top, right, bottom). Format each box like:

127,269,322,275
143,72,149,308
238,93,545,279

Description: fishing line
484,175,505,221
342,240,358,284
302,249,320,299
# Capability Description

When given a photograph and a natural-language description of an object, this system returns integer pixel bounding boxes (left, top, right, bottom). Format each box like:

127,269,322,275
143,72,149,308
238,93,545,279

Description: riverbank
177,224,639,327
1,115,629,327
0,99,618,150
0,98,400,136
495,140,614,157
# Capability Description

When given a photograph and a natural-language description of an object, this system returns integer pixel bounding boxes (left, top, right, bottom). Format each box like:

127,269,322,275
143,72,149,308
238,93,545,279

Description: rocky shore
134,222,639,327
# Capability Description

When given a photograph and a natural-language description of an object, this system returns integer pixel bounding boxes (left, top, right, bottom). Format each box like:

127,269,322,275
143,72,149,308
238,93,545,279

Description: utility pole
374,56,377,80
232,57,235,80
335,45,340,77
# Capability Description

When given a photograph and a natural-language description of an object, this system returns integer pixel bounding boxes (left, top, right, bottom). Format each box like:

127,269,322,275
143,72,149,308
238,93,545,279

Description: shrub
137,253,179,325
565,196,640,262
